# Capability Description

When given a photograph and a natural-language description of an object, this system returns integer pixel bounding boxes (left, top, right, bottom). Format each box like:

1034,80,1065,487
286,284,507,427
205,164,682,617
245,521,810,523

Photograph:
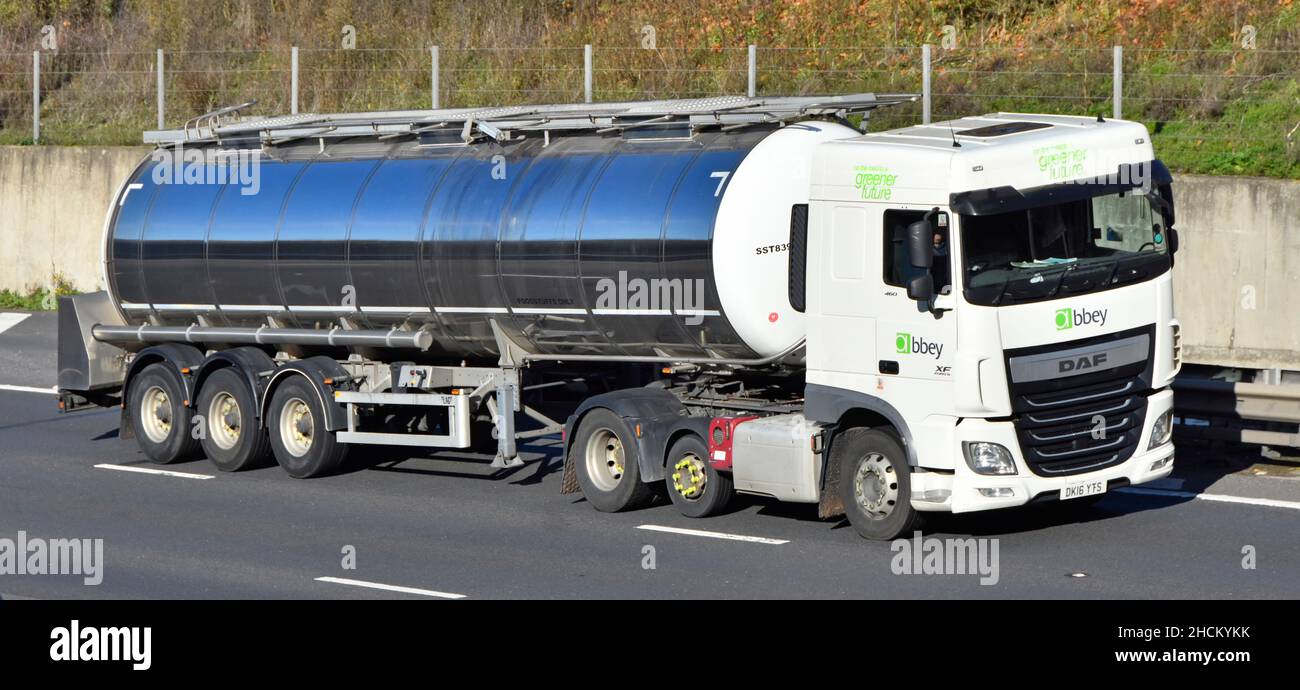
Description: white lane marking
93,464,214,480
1117,487,1300,511
0,312,31,335
314,576,466,599
0,384,57,395
636,524,789,545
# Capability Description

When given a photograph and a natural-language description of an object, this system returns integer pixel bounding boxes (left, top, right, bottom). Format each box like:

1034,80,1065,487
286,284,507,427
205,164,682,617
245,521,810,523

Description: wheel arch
191,347,278,420
805,383,916,519
258,356,352,432
560,388,688,493
120,343,205,440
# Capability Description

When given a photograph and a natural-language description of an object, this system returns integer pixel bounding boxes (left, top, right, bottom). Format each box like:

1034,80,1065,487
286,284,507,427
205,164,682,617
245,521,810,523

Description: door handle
878,360,899,375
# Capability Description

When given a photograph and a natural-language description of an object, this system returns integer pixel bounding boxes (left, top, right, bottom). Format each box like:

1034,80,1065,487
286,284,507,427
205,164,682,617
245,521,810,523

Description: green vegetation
0,0,1296,177
0,274,77,311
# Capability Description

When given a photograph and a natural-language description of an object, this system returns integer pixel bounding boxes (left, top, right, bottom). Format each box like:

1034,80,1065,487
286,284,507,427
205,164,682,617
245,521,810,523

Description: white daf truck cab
772,113,1180,537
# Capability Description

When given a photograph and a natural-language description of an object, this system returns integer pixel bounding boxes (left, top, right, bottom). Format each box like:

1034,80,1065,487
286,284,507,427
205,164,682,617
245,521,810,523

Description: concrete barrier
0,146,148,294
0,147,1296,371
1173,174,1300,371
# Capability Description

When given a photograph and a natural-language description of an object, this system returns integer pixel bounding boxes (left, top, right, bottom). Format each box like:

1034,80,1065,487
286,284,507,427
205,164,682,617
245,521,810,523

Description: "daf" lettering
1059,352,1108,373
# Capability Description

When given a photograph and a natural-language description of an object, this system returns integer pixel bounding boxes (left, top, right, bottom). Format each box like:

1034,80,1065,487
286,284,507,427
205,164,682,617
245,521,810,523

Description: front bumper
911,388,1175,513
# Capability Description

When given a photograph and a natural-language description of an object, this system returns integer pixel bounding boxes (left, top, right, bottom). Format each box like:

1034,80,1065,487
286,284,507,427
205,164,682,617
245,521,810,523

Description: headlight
1148,410,1174,449
963,441,1017,476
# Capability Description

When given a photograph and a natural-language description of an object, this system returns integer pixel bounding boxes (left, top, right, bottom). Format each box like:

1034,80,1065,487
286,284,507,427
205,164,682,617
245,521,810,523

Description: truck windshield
960,187,1172,306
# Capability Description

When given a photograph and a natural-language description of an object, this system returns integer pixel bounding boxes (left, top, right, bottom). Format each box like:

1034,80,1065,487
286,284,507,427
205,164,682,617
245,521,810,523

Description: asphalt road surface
2,310,1297,599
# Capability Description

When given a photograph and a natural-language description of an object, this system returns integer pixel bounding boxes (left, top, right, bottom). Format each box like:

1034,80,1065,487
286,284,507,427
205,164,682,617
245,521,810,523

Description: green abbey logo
894,332,944,359
1055,309,1073,331
1055,307,1109,331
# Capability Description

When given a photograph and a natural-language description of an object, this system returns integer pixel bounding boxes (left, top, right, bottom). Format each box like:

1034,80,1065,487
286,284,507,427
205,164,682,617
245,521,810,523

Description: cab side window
882,210,952,294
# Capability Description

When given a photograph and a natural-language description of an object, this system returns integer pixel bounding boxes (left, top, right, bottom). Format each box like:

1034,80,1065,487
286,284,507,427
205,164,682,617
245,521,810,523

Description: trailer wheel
572,409,654,512
836,428,922,540
267,376,348,478
128,363,201,464
196,368,271,472
665,434,733,518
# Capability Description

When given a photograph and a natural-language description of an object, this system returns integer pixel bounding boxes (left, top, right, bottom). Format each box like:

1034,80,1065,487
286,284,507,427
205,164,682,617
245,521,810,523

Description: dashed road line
314,576,467,599
93,464,215,480
0,384,56,395
1117,486,1300,511
636,524,789,545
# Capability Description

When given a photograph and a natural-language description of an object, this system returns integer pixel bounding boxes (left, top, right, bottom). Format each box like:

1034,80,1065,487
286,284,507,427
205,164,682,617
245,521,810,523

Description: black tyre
571,408,654,512
196,367,271,472
836,428,923,540
665,434,733,518
128,363,202,464
266,376,348,478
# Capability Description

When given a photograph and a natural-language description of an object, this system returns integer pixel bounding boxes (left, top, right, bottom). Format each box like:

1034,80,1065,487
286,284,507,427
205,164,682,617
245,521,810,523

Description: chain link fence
1,43,1296,175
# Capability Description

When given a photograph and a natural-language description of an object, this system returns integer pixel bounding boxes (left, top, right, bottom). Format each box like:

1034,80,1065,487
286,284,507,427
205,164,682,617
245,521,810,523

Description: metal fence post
1113,45,1123,120
922,44,931,124
431,45,440,109
32,51,40,142
584,44,593,103
291,46,299,114
747,44,756,98
156,48,165,129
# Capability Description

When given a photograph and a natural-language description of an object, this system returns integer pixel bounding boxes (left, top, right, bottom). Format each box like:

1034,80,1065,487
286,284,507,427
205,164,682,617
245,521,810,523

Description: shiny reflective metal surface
108,127,775,361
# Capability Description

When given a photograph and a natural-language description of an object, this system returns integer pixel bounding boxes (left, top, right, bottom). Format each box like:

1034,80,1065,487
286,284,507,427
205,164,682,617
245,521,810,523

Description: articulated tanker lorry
57,95,1181,539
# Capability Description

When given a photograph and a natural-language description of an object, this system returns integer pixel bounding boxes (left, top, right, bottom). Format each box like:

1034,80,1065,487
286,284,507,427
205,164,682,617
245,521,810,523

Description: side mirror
907,273,934,303
1167,227,1179,255
907,219,934,269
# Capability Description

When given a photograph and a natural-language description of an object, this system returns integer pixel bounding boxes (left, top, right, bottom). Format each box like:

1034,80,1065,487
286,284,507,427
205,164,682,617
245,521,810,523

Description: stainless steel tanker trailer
58,95,1183,539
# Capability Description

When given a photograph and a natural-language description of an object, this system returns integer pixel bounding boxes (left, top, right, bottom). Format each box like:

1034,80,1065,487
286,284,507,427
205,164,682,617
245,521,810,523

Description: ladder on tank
144,93,919,147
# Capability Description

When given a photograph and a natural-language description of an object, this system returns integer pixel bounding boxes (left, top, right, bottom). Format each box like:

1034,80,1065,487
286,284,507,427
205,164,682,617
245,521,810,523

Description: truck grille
1005,326,1155,477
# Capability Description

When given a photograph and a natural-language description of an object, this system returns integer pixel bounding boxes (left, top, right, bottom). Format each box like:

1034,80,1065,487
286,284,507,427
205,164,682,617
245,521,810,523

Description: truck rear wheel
196,368,271,472
666,434,733,518
267,376,348,478
572,409,654,512
128,363,202,464
836,428,922,540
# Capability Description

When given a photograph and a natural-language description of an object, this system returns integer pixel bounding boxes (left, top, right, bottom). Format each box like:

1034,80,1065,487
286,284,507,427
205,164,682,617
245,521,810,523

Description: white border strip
220,304,284,313
154,304,217,311
93,463,214,480
636,524,789,545
0,383,57,395
1117,487,1300,511
436,306,509,314
511,307,587,315
314,576,466,599
288,305,358,313
593,308,672,316
359,306,433,314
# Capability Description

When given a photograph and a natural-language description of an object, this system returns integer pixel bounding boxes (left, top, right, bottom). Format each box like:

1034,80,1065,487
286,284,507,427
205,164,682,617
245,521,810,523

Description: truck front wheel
267,377,348,478
572,409,654,512
835,428,922,540
128,363,202,464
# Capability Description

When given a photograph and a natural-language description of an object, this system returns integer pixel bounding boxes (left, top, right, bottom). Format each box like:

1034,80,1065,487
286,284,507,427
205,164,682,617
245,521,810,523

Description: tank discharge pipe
92,324,434,351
